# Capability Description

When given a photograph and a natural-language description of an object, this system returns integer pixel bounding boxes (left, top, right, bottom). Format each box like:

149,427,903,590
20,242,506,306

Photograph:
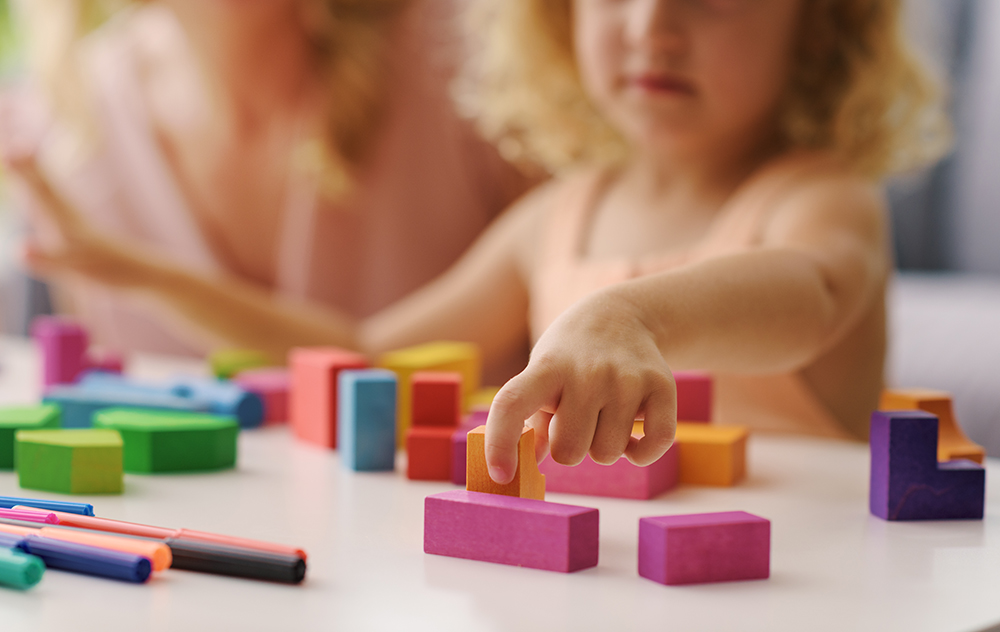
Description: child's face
573,0,801,160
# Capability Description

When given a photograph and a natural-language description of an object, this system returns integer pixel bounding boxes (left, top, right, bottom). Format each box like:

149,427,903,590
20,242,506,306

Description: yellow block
378,341,481,447
879,388,985,464
469,386,501,412
673,422,748,486
466,425,545,500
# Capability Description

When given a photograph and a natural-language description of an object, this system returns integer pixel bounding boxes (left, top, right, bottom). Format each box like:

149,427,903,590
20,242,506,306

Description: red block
289,348,367,448
675,371,712,422
411,372,461,427
407,426,454,480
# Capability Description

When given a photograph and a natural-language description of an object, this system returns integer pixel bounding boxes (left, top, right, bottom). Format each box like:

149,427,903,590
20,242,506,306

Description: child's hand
484,287,677,484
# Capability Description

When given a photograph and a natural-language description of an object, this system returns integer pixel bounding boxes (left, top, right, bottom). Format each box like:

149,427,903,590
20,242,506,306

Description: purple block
870,410,985,521
449,415,484,486
539,447,678,499
31,316,89,387
424,490,599,573
638,511,770,586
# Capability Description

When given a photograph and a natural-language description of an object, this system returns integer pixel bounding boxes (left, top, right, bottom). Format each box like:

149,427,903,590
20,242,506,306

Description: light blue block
43,387,208,428
338,369,397,471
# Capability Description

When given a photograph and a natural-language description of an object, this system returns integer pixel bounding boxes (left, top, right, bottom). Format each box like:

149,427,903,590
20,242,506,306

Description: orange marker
37,528,171,571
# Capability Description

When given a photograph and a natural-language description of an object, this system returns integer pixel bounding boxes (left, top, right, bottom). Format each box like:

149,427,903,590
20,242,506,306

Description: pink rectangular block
639,511,770,585
235,368,290,425
675,371,712,422
289,348,367,448
424,490,599,573
32,316,89,387
539,446,678,499
449,416,483,486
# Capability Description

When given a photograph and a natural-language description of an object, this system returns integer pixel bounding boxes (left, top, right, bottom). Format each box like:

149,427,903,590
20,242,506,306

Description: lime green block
0,405,61,470
209,349,272,379
93,409,238,473
16,429,123,494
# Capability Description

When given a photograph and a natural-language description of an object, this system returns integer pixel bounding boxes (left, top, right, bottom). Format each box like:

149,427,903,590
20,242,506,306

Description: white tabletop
0,336,998,632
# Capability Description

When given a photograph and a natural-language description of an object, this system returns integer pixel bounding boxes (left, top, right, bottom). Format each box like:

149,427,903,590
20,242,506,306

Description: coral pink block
289,348,367,448
424,490,598,572
235,368,291,425
638,511,770,585
539,446,678,500
411,372,462,427
675,371,713,422
32,316,89,387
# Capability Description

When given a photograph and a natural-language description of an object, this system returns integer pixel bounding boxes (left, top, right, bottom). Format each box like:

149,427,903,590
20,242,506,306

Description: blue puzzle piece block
870,410,985,521
338,369,397,471
43,387,208,428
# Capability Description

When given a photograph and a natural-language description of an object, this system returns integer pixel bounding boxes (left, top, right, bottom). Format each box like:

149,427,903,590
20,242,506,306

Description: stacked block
378,342,480,447
16,429,123,494
672,423,748,486
406,372,463,480
879,389,985,463
0,405,61,470
337,370,397,471
31,316,123,387
466,426,545,500
233,368,290,425
424,490,599,573
538,447,678,499
468,386,500,412
638,511,770,585
407,427,455,480
870,410,985,521
675,371,713,422
289,347,367,448
208,349,271,379
93,409,238,473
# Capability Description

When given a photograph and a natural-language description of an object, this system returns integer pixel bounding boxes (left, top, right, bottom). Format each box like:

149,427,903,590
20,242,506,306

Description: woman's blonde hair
460,0,951,178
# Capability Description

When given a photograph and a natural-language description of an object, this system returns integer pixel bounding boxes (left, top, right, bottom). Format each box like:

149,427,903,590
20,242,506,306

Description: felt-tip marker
0,532,151,583
0,522,171,571
0,547,45,590
166,537,306,584
0,496,94,516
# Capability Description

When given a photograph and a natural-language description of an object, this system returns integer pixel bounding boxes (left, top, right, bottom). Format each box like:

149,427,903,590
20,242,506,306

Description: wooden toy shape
466,425,545,500
407,426,455,480
233,368,290,425
675,371,713,422
538,447,678,500
44,386,209,429
378,342,481,447
450,413,487,486
208,349,271,379
879,389,985,464
0,405,61,470
16,429,123,494
672,423,748,486
289,347,368,449
93,409,238,473
337,369,397,471
870,410,985,521
424,490,599,573
31,317,124,387
411,372,462,427
469,386,500,412
638,511,770,585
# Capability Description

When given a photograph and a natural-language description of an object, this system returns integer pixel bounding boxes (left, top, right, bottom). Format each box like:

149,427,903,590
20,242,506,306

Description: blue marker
0,496,95,516
0,533,151,583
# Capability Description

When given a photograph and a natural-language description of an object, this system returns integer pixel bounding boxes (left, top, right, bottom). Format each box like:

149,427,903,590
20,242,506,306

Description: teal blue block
338,370,397,471
43,386,209,428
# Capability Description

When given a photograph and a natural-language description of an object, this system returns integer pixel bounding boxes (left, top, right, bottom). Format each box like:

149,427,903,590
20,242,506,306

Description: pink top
531,171,851,439
4,3,523,356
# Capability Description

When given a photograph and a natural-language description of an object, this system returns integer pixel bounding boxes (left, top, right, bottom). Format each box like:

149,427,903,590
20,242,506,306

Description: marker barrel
0,548,45,590
0,497,94,516
19,536,152,583
166,537,306,584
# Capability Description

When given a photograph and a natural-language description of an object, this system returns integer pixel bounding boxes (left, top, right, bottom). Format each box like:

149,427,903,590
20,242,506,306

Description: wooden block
378,342,481,447
672,423,748,486
469,387,500,412
93,409,238,473
675,371,713,422
16,429,123,494
233,368,290,425
31,316,89,387
870,410,985,520
450,414,486,486
639,511,770,585
337,369,397,471
208,349,271,379
43,386,209,429
538,447,678,499
407,426,455,480
424,490,598,573
0,405,61,470
289,347,368,449
879,388,985,464
466,425,545,500
411,372,462,427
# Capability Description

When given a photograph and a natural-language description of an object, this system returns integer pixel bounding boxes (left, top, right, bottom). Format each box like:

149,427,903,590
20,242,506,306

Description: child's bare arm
485,174,888,483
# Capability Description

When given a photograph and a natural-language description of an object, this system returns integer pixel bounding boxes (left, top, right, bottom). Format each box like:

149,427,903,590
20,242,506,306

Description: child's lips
628,74,696,96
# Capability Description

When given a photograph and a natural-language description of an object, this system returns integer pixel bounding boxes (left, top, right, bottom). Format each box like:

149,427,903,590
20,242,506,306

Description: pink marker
0,508,60,524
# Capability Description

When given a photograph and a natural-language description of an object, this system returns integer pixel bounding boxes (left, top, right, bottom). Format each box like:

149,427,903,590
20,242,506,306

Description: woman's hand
484,287,677,484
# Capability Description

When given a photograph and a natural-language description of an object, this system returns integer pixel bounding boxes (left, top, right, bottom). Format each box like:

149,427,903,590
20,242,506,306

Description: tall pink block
675,371,712,422
289,348,367,448
539,447,678,499
234,368,290,425
32,316,89,387
424,490,599,573
638,511,770,585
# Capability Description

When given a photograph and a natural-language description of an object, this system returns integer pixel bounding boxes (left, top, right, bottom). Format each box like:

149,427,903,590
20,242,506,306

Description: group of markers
0,495,306,590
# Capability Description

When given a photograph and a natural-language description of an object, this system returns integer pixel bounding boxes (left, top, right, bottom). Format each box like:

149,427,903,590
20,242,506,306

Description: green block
209,349,272,379
16,429,123,494
0,405,61,470
93,409,238,473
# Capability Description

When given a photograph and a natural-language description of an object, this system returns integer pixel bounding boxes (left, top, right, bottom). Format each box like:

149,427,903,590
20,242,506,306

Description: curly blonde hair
460,0,951,178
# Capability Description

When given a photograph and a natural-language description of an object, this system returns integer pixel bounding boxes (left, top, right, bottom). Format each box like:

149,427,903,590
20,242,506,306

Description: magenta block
675,371,712,422
424,490,599,573
450,413,487,486
638,511,770,585
539,446,678,499
234,368,290,425
31,316,89,387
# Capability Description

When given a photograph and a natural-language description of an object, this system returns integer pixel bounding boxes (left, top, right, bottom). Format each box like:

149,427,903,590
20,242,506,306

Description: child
12,0,948,485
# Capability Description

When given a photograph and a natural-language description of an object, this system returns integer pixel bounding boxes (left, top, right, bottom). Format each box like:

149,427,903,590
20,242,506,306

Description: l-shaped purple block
450,412,487,486
638,511,770,585
539,447,678,499
870,410,985,521
424,490,599,572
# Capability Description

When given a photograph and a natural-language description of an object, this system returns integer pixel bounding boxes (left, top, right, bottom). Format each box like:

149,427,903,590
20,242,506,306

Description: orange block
406,426,454,480
672,423,748,486
289,347,368,449
411,372,462,427
466,425,545,500
879,389,985,464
